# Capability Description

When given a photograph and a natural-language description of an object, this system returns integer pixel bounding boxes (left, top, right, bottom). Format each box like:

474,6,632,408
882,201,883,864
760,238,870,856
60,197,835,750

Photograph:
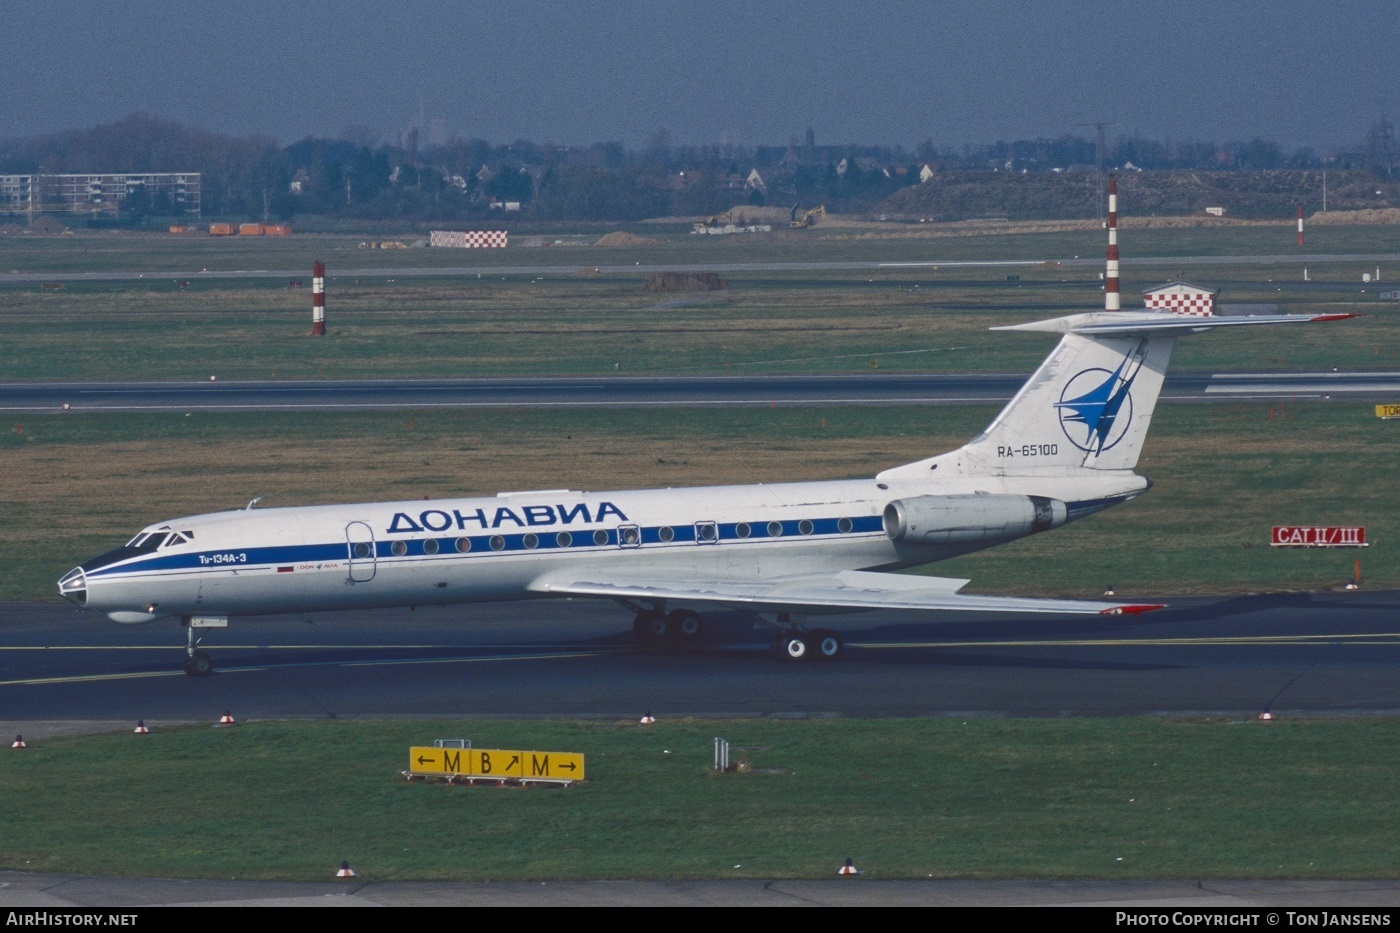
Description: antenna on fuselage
245,497,265,510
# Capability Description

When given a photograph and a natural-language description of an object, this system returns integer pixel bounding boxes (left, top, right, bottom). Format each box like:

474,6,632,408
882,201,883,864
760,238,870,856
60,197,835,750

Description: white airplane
58,308,1354,674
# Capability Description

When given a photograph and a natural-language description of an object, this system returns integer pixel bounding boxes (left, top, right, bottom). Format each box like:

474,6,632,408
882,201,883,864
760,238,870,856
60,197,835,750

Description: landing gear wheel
772,633,809,662
810,629,843,660
633,609,668,643
667,609,703,641
184,650,215,677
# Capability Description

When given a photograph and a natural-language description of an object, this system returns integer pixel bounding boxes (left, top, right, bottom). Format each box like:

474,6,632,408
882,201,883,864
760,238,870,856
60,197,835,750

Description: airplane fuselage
62,469,1147,623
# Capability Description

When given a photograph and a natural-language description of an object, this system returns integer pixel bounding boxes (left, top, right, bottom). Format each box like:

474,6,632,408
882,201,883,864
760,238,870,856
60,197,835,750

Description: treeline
0,113,1392,223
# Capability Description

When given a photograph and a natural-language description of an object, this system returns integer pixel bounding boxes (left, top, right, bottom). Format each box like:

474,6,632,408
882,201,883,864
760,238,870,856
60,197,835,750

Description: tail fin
878,310,1360,482
964,328,1173,472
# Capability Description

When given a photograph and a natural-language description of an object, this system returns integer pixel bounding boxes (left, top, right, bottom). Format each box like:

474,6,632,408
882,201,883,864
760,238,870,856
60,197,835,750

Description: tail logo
1054,349,1143,454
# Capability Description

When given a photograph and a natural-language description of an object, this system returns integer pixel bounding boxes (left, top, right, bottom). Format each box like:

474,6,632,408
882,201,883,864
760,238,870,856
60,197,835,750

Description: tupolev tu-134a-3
58,309,1355,674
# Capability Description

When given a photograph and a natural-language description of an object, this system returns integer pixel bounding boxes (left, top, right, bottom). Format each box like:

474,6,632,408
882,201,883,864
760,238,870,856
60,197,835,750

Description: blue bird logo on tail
1054,347,1144,453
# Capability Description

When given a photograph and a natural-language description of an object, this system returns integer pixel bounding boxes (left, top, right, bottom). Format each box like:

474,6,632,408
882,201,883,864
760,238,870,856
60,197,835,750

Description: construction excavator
789,204,826,229
691,210,735,234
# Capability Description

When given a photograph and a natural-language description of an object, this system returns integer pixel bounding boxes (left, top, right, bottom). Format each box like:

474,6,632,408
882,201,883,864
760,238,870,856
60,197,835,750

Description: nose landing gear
182,616,227,676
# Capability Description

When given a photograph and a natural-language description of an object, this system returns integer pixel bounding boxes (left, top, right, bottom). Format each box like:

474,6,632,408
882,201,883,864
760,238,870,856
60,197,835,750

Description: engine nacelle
883,494,1068,545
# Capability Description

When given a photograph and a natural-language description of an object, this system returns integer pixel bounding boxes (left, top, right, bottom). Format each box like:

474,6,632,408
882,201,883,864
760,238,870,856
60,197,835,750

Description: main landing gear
631,607,705,645
181,615,227,676
626,605,844,661
769,624,844,663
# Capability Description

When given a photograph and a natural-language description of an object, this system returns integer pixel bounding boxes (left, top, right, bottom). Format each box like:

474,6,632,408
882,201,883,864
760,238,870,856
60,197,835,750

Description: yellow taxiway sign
409,746,585,782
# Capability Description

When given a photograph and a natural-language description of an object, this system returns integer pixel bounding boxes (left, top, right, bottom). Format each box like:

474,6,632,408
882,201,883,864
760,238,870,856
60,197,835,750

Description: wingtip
1100,603,1167,616
1309,313,1364,322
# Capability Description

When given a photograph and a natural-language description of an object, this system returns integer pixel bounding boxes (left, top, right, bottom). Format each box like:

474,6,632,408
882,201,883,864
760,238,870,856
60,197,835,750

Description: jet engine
883,494,1067,545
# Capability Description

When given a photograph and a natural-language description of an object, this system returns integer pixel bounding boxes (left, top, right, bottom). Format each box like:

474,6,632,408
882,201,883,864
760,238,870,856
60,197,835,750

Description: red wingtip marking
1100,603,1167,616
1309,313,1363,322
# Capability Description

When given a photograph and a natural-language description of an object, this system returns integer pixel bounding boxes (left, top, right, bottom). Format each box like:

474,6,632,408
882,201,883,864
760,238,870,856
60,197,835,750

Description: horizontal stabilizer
529,569,1161,616
994,311,1361,337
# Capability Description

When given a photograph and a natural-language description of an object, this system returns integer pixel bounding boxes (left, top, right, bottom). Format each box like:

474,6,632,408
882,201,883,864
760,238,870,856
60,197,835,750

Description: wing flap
528,569,1160,616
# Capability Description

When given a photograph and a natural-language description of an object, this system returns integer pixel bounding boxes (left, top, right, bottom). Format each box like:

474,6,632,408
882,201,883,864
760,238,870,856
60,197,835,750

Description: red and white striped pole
311,261,326,336
1105,173,1120,311
1296,205,1304,247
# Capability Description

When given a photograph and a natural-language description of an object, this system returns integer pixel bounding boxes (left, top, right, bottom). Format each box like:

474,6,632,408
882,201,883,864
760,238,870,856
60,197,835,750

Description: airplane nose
58,567,88,608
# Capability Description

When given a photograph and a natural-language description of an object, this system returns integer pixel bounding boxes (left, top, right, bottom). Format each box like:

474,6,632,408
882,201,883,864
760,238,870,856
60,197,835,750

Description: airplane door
346,522,377,582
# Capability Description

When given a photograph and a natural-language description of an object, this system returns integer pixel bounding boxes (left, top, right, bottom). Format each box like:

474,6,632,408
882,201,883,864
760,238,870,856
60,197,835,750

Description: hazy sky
5,1,1396,150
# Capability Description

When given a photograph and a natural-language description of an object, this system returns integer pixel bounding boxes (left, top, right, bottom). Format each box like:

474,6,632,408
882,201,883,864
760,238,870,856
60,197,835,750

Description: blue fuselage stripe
86,515,889,579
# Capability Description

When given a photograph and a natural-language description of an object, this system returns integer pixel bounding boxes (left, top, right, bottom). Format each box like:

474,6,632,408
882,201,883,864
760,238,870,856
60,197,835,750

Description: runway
3,252,1399,284
4,590,1399,723
7,594,1400,907
3,370,1397,413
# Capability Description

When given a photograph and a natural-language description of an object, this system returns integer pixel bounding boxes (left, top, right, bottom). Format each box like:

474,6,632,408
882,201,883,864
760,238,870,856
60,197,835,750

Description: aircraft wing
528,569,1162,616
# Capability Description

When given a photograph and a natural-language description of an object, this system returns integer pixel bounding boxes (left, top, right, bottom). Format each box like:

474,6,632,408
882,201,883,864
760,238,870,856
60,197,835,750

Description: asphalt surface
5,591,1400,907
5,873,1400,908
5,590,1399,721
3,370,1398,413
4,252,1400,284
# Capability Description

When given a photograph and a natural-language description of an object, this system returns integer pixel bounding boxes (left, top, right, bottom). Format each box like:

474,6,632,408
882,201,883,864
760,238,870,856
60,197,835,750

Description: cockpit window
124,531,171,554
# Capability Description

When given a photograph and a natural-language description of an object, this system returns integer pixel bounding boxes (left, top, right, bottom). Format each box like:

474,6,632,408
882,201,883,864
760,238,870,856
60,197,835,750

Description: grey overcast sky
4,1,1396,150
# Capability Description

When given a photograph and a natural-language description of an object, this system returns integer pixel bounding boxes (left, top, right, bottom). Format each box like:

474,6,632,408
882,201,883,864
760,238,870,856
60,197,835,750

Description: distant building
1143,281,1217,317
0,173,200,217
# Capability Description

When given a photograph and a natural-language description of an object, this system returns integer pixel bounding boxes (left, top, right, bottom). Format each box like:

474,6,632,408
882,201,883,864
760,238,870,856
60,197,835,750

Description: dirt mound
725,206,792,226
1307,208,1400,225
27,215,70,235
644,272,728,292
594,231,665,247
878,170,1400,222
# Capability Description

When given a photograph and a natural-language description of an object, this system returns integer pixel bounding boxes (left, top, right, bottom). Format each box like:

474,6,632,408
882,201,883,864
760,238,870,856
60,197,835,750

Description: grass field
4,401,1394,602
1,225,1396,884
1,223,1395,380
0,271,1394,381
4,717,1400,880
3,221,1399,273
0,225,1392,596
